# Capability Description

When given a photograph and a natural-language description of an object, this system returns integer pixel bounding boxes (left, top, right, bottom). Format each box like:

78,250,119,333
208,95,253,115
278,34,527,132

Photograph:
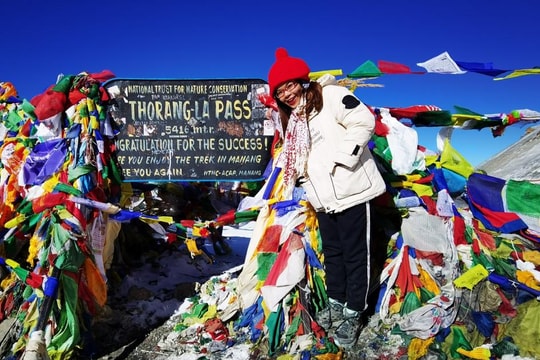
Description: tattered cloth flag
466,173,529,233
260,229,306,311
451,105,501,130
22,138,67,186
377,107,422,175
504,179,540,234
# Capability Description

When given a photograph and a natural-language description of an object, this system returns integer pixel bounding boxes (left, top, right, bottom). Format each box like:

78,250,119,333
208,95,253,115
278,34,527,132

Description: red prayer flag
389,105,442,119
377,60,425,74
215,209,236,225
32,192,68,213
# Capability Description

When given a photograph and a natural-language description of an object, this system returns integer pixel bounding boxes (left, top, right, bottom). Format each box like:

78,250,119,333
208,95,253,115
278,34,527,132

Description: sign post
104,78,272,182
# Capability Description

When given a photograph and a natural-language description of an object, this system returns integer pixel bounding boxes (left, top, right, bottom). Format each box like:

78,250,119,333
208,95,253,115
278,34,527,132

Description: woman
267,48,386,348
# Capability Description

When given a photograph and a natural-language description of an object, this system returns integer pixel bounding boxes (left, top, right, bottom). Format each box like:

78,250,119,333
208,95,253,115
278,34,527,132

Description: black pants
317,202,371,312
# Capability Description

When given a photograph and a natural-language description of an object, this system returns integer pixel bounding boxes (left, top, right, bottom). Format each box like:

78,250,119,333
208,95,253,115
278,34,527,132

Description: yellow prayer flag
523,250,540,266
309,69,343,80
516,270,540,290
4,214,26,228
453,264,489,290
457,346,491,359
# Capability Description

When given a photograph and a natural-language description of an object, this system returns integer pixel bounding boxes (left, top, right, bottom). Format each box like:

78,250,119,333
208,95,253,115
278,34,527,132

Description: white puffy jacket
301,78,386,213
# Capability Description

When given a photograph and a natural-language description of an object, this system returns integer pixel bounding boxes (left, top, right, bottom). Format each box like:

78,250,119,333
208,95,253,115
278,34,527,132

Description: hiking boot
315,298,344,331
334,309,364,349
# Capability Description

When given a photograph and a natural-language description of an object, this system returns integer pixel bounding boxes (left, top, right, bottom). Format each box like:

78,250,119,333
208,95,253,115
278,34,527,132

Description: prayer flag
416,51,467,74
377,60,424,74
347,60,382,78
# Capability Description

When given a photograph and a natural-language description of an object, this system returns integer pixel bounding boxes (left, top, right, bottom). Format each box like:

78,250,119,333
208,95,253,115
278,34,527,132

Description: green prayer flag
413,110,453,127
235,210,259,223
52,76,74,94
492,257,516,279
21,99,36,119
10,265,30,283
453,105,483,116
108,159,123,184
51,223,85,271
256,253,277,281
266,304,283,356
182,301,208,319
372,135,393,165
284,313,302,344
419,287,435,303
400,291,421,315
506,179,540,217
48,273,80,359
16,199,34,215
348,60,382,78
311,270,328,313
6,110,22,130
54,182,83,197
449,326,472,358
68,164,96,183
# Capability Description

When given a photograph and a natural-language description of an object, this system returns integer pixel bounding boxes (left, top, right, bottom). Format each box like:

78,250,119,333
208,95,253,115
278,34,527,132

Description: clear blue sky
3,0,539,166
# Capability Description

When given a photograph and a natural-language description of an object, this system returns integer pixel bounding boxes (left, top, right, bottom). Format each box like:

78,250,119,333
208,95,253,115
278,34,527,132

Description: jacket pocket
330,164,372,200
301,178,324,211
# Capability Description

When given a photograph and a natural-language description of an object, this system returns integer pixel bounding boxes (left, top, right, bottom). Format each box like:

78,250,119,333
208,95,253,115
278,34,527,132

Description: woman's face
275,81,302,109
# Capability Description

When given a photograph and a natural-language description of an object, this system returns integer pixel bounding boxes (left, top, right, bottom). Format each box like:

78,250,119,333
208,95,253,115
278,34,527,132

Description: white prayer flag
417,51,467,74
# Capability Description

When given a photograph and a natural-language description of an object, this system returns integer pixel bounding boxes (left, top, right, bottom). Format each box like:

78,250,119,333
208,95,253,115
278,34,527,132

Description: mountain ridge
476,124,540,181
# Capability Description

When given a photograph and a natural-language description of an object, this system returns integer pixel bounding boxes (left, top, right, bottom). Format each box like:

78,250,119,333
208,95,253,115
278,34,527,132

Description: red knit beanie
267,48,310,96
